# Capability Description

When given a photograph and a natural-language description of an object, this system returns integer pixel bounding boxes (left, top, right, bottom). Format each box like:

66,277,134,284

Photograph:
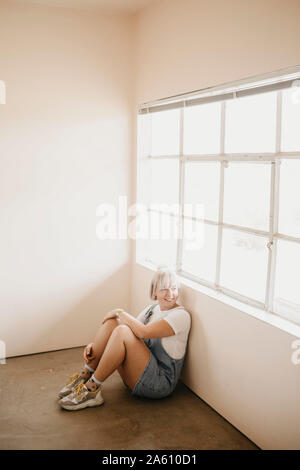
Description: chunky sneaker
58,373,87,399
59,382,104,411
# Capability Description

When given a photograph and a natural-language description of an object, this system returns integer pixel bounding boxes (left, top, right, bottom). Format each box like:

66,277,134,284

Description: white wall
0,0,134,357
133,0,300,104
131,0,300,449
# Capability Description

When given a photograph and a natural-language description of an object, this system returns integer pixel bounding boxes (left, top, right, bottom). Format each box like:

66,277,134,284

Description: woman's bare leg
79,318,119,379
85,324,150,391
86,318,119,368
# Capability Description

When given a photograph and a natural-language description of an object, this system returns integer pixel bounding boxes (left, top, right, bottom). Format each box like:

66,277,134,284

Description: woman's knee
101,318,119,330
94,318,119,343
113,324,132,338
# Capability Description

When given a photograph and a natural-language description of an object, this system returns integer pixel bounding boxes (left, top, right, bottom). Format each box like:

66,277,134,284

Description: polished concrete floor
0,347,258,450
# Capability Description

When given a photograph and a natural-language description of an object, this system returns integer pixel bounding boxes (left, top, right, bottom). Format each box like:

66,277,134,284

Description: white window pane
151,109,180,156
148,159,179,210
220,229,268,302
225,92,277,153
183,102,221,155
184,161,220,221
281,88,300,152
136,237,178,269
137,113,151,158
182,221,217,283
278,159,300,238
136,212,178,269
273,239,300,325
223,162,271,231
137,157,151,207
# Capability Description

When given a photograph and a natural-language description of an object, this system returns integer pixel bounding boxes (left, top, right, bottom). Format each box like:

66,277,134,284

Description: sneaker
59,382,104,411
58,372,86,399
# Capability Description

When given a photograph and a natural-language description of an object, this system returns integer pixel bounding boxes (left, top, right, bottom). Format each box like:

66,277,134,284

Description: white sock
84,364,95,373
91,374,103,387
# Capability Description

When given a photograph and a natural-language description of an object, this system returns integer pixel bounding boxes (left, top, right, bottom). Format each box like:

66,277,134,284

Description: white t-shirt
136,303,191,360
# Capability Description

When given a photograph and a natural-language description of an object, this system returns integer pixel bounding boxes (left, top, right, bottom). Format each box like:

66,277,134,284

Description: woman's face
155,284,179,311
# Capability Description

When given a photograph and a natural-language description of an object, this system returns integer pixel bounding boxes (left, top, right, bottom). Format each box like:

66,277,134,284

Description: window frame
136,68,300,323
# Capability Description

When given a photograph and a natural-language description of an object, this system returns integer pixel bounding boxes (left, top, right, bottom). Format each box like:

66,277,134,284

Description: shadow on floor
0,347,259,450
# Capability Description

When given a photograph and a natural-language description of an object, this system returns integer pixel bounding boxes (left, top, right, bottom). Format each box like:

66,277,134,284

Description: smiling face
150,269,180,311
155,283,179,311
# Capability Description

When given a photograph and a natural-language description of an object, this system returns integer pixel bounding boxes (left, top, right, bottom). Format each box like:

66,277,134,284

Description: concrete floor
0,347,258,450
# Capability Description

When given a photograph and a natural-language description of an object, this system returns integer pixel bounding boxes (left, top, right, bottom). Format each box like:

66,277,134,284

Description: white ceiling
15,0,160,14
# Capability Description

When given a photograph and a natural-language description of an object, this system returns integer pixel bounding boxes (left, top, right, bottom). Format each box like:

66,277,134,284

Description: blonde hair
149,266,180,301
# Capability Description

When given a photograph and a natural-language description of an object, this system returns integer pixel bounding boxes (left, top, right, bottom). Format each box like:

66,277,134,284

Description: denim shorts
131,351,174,399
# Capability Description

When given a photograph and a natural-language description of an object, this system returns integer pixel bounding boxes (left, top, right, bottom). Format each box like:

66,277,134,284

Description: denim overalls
131,304,187,399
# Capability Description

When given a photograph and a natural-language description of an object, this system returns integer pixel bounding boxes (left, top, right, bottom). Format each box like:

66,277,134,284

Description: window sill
136,260,300,339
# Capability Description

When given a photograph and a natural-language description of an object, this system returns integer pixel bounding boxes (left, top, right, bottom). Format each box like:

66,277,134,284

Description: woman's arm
117,310,175,339
101,309,145,338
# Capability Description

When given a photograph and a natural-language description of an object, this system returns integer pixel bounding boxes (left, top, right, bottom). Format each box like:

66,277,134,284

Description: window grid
138,88,300,319
215,102,226,288
176,105,185,272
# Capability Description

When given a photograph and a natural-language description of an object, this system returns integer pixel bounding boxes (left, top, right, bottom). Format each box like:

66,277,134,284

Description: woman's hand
101,308,124,325
83,342,95,362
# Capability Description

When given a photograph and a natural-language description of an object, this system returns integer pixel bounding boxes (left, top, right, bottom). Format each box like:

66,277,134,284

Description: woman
58,268,191,411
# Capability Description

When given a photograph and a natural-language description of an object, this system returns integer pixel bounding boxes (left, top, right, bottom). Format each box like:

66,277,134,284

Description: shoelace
73,382,86,398
66,373,79,385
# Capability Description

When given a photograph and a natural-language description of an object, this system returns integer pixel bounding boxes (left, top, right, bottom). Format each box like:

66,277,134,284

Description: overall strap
143,303,157,325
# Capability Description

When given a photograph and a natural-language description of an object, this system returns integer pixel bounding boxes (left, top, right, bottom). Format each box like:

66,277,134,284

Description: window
224,92,277,153
136,68,300,326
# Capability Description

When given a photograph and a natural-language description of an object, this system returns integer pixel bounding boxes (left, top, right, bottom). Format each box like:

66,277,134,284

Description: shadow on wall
178,285,212,396
7,263,130,358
